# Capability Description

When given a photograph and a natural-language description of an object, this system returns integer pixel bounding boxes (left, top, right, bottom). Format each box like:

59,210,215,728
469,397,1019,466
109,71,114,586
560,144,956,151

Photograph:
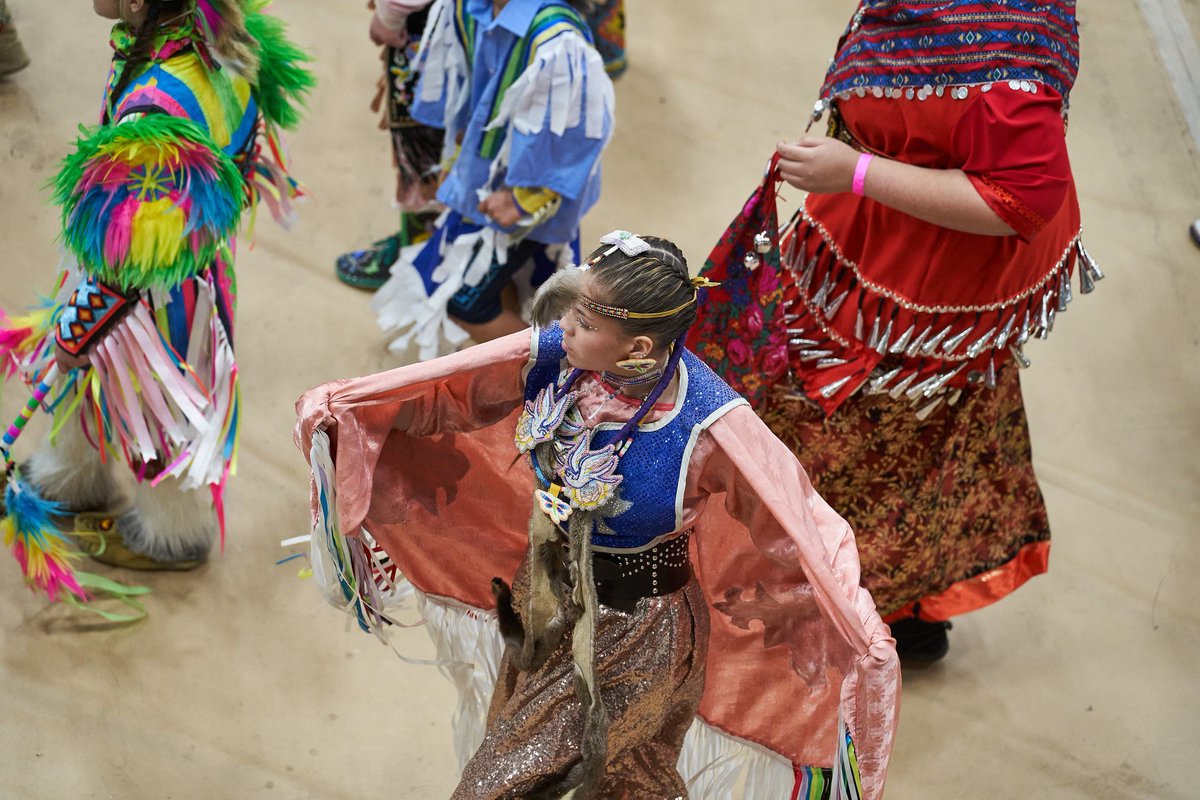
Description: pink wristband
852,153,874,197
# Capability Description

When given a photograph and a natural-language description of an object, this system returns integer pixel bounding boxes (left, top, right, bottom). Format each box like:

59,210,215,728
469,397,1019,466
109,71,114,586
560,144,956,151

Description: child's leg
454,309,528,344
119,474,216,564
456,283,527,342
25,414,119,513
0,0,30,79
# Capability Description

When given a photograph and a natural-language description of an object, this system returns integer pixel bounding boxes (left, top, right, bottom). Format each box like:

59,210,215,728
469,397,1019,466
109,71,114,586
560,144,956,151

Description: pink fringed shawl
294,330,900,798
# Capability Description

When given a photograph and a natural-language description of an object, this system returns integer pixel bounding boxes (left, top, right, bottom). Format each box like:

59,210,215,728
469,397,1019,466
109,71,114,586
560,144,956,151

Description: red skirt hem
882,539,1050,624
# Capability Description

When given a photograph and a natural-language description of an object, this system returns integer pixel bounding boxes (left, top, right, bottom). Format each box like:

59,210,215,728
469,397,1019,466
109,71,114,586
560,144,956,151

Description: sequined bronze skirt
759,362,1051,620
453,562,709,800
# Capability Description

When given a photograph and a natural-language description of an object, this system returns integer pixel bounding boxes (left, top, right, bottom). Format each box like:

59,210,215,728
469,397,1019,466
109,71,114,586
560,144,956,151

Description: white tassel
308,428,354,610
417,593,504,769
372,256,470,361
372,226,512,361
680,718,795,798
414,0,472,163
485,30,613,142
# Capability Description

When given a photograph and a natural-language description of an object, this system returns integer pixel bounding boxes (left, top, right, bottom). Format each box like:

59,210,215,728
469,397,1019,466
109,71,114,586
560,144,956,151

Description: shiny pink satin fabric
374,0,434,31
295,329,900,798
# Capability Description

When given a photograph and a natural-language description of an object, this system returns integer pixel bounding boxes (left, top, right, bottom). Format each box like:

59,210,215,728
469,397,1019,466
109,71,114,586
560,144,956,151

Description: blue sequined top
525,324,748,551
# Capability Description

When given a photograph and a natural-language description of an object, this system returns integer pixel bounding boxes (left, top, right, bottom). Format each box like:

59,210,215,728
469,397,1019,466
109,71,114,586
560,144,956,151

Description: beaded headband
579,294,694,320
577,230,720,320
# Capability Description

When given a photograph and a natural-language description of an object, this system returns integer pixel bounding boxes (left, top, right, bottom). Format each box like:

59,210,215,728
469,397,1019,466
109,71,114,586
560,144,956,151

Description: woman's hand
776,137,861,194
54,344,91,372
370,13,410,48
778,136,1018,235
478,190,523,228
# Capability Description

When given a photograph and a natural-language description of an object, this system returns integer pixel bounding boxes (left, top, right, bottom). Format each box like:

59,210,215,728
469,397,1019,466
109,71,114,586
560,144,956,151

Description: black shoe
889,617,952,664
1190,219,1200,249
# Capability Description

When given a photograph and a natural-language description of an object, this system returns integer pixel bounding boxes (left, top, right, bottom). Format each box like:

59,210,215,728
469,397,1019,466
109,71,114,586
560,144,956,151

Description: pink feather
105,196,139,265
9,539,88,604
196,0,225,40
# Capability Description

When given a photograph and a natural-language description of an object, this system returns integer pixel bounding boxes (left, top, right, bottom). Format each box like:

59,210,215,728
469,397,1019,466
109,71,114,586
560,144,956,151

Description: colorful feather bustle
53,114,243,293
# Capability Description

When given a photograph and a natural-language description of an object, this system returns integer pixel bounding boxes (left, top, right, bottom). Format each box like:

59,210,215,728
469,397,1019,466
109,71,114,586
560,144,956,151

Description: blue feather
5,471,68,548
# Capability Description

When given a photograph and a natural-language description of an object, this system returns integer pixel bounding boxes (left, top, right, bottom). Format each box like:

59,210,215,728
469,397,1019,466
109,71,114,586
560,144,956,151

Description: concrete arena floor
1,1,1198,798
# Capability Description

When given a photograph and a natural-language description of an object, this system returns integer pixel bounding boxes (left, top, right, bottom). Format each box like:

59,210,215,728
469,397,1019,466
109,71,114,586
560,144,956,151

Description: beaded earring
614,356,658,374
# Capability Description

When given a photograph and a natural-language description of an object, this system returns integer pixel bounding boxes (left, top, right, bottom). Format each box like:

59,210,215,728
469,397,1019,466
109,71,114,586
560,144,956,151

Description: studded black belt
589,531,693,614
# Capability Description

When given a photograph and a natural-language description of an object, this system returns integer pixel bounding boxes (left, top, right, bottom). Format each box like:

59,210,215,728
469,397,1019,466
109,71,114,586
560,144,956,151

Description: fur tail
491,574,577,673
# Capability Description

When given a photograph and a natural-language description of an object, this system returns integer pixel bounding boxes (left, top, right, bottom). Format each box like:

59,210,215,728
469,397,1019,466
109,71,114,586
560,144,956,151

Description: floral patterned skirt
759,362,1051,621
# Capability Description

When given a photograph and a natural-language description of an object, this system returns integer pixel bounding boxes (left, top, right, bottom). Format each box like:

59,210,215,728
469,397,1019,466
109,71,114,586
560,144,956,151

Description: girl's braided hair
531,236,696,349
109,0,258,116
108,2,183,111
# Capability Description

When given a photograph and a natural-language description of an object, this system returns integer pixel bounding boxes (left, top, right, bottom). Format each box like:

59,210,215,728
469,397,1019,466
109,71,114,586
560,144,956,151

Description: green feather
244,8,316,131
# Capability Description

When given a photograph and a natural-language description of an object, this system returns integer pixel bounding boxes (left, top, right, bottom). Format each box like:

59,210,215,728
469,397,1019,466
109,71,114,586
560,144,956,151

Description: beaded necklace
599,367,664,389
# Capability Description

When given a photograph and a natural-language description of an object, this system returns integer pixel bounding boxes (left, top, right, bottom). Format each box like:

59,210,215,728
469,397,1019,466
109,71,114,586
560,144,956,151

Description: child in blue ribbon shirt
371,0,614,361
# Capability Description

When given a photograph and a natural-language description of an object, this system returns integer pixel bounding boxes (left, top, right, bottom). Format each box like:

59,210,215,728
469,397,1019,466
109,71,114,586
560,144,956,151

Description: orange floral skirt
760,363,1050,621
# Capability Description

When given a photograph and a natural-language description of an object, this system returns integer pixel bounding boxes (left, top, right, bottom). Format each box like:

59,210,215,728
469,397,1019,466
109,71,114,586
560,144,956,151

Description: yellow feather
129,199,186,276
6,308,56,352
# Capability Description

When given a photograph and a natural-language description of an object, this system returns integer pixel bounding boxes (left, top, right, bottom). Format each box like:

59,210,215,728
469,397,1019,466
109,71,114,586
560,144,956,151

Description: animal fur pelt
490,509,576,672
529,266,584,329
491,441,612,799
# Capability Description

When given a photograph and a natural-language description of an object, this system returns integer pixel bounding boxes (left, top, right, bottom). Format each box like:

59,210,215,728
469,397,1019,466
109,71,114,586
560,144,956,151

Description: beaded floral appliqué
515,383,585,454
516,382,626,522
556,435,621,510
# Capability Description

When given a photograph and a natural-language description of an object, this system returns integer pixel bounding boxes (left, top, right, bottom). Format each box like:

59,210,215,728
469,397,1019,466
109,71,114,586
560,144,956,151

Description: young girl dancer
297,232,899,798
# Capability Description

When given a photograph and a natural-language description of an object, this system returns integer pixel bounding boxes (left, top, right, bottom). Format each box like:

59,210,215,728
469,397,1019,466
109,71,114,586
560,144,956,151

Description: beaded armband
55,277,132,356
510,187,562,243
512,186,560,217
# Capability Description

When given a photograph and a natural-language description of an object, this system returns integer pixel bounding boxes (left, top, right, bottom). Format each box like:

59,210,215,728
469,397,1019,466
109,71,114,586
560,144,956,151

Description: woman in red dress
693,0,1100,662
